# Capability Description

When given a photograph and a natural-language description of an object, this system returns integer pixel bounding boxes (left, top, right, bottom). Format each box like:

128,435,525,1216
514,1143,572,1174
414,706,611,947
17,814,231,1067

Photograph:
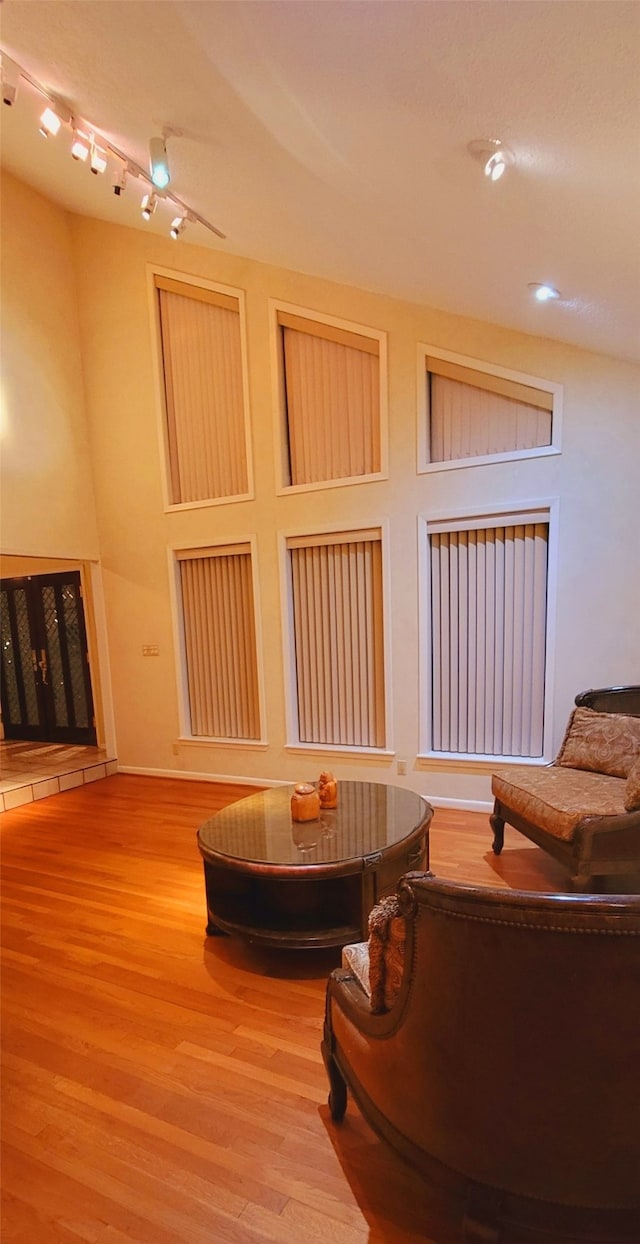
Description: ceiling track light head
149,135,170,189
38,98,71,138
468,138,514,181
71,126,90,161
1,55,21,107
112,160,127,195
141,190,158,220
90,140,107,175
169,209,195,240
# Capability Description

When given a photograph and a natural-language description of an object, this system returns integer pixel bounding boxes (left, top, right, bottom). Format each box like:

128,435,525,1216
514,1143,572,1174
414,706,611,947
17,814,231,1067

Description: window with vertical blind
275,307,385,489
423,510,552,759
286,529,386,748
418,346,561,472
154,274,251,506
176,544,261,740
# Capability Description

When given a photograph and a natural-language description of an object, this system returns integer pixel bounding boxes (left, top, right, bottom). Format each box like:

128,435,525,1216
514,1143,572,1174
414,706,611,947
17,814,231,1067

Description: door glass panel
1,591,23,724
13,589,40,726
61,584,89,728
42,586,69,727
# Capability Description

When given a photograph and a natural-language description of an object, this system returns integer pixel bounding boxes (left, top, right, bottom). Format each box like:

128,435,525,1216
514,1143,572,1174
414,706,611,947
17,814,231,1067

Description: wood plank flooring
1,775,569,1243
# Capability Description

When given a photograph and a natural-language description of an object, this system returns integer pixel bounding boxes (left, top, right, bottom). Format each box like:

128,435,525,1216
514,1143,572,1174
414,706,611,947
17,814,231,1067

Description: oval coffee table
197,780,433,948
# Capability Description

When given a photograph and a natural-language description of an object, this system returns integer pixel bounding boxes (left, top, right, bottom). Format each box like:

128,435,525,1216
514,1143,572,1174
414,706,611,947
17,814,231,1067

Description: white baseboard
116,765,286,788
115,766,493,811
426,796,493,813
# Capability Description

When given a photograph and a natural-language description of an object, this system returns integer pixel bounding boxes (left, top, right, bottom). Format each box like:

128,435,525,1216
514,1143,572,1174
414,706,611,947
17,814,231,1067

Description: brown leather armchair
322,872,640,1243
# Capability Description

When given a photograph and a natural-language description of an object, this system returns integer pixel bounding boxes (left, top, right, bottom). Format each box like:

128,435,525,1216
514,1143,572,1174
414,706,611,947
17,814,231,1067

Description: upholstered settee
490,686,640,892
322,873,640,1243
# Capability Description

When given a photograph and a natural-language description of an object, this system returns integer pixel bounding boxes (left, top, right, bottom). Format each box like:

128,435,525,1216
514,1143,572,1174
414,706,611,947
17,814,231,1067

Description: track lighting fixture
529,283,561,302
141,191,158,220
39,99,71,138
1,55,20,107
149,135,170,189
90,140,107,175
468,138,514,181
2,49,226,238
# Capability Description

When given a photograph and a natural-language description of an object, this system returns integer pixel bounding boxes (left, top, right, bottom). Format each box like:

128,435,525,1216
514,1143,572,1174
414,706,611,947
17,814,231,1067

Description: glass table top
197,780,431,867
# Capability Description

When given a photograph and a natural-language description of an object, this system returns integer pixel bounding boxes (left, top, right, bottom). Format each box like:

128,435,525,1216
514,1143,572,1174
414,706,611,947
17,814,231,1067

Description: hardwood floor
1,775,568,1243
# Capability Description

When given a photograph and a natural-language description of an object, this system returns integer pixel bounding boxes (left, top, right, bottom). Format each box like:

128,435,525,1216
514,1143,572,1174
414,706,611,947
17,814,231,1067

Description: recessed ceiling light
529,283,561,302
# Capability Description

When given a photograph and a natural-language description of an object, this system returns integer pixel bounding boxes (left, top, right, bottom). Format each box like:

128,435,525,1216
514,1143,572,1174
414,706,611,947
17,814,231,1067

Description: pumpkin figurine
291,782,320,822
318,770,338,809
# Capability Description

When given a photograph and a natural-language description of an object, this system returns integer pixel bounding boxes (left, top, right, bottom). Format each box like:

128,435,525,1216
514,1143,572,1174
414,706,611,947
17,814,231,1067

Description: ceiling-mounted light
468,138,514,181
39,106,61,137
6,53,226,238
1,55,21,107
529,283,561,302
485,150,507,181
90,140,107,175
112,158,133,196
71,128,90,161
141,191,158,220
169,213,187,239
39,99,71,137
149,135,170,189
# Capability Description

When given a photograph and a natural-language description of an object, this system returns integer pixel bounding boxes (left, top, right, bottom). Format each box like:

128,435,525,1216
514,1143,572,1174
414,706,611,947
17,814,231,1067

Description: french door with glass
0,571,97,745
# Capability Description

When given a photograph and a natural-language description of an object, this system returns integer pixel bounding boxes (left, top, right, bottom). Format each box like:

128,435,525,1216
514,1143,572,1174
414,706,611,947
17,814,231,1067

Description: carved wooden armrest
368,894,407,1013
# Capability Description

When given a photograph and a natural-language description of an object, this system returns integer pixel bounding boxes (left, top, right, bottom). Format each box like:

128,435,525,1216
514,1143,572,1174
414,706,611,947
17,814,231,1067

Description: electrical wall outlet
397,759,407,775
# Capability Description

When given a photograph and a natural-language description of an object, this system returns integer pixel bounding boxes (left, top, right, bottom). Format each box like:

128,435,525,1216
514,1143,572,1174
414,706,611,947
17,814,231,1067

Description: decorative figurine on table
318,770,338,808
291,782,320,822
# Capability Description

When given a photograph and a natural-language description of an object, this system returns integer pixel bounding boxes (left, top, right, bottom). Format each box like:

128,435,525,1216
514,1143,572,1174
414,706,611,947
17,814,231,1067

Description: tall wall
0,173,99,560
3,173,639,805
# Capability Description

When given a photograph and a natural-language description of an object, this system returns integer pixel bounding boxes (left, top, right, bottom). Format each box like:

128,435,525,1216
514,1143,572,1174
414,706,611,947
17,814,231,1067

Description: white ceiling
2,0,640,362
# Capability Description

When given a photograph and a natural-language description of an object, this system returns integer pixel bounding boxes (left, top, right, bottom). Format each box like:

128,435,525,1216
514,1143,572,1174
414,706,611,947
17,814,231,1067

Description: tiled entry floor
0,741,118,811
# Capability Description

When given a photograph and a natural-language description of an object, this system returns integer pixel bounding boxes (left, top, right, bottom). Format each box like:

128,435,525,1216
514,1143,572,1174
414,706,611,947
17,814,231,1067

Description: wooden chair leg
490,808,505,856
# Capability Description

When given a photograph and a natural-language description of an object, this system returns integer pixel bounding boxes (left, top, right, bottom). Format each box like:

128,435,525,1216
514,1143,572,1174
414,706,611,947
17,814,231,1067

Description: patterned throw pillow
556,708,640,779
625,758,640,812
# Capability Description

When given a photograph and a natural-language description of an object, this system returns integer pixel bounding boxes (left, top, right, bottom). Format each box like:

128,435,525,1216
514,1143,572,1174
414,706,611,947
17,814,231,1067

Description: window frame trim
148,264,255,512
270,299,389,495
278,519,394,754
417,498,559,764
416,343,563,474
168,535,267,745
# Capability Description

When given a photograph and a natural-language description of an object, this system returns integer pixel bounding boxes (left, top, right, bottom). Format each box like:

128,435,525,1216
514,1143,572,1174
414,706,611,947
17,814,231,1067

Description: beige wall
0,173,99,559
3,173,639,805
